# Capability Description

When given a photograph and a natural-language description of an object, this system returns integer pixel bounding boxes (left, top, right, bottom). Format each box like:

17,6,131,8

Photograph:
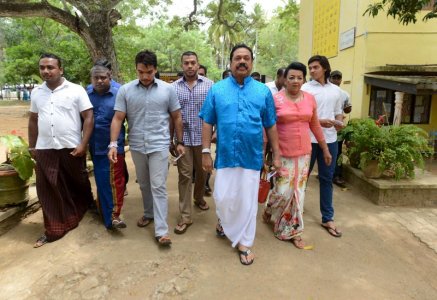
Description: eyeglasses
331,75,342,79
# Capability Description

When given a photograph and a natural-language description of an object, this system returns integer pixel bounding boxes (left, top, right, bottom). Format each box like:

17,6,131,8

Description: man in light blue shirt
200,44,281,266
108,50,185,246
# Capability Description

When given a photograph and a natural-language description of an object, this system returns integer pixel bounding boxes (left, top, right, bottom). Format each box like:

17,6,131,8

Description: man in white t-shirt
329,70,352,188
301,55,344,238
265,67,286,95
28,53,94,248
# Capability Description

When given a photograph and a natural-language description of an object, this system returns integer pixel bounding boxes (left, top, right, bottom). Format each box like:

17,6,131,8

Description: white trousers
214,167,260,248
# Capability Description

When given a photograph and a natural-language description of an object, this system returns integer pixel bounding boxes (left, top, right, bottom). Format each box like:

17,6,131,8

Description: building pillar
393,91,405,126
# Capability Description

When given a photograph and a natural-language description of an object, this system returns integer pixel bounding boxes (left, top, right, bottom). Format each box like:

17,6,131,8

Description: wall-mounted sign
339,27,356,51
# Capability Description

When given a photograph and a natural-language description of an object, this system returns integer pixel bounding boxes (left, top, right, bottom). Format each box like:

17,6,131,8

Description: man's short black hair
284,62,307,78
199,64,207,75
177,71,184,77
181,51,198,62
229,43,254,61
308,55,331,81
90,65,110,76
39,53,62,68
94,58,112,70
251,72,261,77
135,50,157,68
277,67,287,77
222,69,232,79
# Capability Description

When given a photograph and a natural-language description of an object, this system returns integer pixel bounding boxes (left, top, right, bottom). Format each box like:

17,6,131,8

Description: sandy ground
0,105,436,299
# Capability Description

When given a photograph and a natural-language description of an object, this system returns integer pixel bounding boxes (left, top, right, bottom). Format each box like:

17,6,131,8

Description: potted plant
0,134,35,208
339,118,384,170
340,118,432,180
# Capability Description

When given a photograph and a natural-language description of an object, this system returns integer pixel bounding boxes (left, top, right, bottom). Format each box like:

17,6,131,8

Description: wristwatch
176,140,185,146
108,141,118,148
202,148,211,154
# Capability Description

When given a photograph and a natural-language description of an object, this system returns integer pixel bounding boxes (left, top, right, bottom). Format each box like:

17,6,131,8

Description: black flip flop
33,235,48,248
238,249,254,266
321,224,342,238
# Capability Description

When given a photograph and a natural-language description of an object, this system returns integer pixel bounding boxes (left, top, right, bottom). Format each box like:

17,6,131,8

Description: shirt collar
135,78,158,88
42,77,68,92
87,85,117,96
229,75,252,86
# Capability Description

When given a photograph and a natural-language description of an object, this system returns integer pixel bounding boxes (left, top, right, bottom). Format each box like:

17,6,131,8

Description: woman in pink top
263,62,331,249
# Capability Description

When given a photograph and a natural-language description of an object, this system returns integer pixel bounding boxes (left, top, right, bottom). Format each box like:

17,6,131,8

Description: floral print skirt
263,154,310,240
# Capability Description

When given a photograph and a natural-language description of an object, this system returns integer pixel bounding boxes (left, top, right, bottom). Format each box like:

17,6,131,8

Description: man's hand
70,144,87,157
176,144,185,156
169,142,178,157
29,149,36,160
108,147,118,163
202,153,213,173
319,119,335,128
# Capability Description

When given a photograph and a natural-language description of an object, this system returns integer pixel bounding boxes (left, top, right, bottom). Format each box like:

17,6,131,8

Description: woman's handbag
258,167,270,204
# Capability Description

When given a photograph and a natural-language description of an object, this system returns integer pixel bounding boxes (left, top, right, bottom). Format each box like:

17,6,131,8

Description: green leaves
344,118,432,180
363,0,437,25
0,134,35,181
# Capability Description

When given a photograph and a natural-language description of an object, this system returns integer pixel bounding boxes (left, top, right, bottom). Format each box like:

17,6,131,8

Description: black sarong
35,149,93,241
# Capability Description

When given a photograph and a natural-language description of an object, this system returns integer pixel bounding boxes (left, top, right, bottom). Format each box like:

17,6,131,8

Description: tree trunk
0,1,121,80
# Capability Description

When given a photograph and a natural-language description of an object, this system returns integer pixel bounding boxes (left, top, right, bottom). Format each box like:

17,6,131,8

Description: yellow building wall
299,0,437,130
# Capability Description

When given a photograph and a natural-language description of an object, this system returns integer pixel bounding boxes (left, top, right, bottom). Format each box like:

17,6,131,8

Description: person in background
171,51,213,234
200,44,281,266
108,50,185,246
198,65,207,77
194,63,213,196
86,59,129,196
265,67,286,95
301,55,344,238
28,53,94,248
263,62,331,249
222,69,232,79
329,70,352,188
87,64,126,230
251,71,261,82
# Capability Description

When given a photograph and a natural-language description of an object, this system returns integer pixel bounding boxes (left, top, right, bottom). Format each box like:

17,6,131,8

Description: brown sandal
155,236,172,246
174,222,193,234
194,200,209,211
137,216,153,227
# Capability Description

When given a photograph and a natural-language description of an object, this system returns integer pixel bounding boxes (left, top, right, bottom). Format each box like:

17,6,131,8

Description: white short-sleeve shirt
265,81,280,95
30,79,93,149
301,80,343,144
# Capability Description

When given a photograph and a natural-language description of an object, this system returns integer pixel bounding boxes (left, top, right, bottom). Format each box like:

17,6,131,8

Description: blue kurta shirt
199,76,276,171
87,85,125,155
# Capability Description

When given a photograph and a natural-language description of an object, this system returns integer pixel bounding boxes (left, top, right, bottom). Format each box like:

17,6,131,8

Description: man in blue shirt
87,64,126,230
199,44,281,265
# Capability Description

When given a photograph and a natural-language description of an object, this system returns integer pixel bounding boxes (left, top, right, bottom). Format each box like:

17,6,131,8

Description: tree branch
216,0,244,31
0,2,89,36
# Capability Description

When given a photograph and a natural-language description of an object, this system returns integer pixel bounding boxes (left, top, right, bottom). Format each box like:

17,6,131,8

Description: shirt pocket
57,98,74,111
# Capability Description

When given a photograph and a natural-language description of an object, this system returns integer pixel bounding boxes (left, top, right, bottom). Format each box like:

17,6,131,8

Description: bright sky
167,0,290,19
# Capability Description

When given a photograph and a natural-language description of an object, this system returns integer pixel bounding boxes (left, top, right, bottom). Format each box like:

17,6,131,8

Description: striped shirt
172,75,213,146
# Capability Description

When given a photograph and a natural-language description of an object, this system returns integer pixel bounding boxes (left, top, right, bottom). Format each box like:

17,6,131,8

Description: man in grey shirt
108,50,185,246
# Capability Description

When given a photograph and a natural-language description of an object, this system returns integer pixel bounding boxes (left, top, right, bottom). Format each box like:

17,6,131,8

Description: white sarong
213,167,260,248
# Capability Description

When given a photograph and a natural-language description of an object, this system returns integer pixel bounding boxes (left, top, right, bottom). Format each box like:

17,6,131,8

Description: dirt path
0,105,30,139
0,104,436,299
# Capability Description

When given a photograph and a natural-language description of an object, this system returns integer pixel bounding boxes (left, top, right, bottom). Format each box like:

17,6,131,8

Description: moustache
238,63,247,69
